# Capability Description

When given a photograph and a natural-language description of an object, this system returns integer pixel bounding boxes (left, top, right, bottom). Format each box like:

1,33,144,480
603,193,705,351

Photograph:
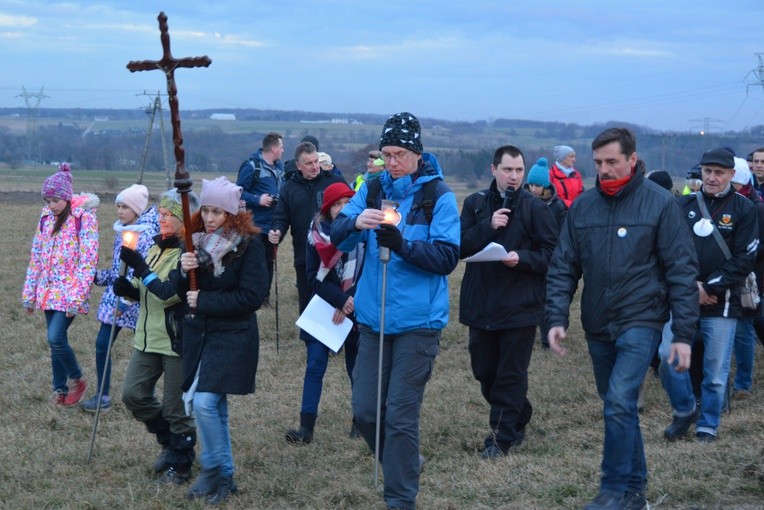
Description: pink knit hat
199,177,242,215
41,163,73,201
116,184,149,216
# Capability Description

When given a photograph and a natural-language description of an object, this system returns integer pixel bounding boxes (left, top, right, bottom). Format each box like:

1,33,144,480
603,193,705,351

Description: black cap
686,164,701,180
647,170,673,191
301,135,319,151
699,147,735,169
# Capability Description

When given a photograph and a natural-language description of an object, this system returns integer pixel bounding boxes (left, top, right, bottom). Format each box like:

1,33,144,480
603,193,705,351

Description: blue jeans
352,326,440,510
194,392,233,477
660,316,735,436
94,322,122,397
45,310,82,393
587,327,660,496
733,317,756,392
300,334,358,415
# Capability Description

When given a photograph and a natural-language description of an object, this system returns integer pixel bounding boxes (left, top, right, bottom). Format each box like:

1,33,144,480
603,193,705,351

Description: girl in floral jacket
80,184,158,413
22,163,100,406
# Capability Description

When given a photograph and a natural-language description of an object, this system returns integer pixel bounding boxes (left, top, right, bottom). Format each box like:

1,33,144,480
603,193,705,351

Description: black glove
376,223,404,252
113,276,137,300
120,247,150,279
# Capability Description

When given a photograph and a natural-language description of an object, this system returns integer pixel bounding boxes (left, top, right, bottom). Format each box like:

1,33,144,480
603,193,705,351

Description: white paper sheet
463,242,508,262
295,295,354,353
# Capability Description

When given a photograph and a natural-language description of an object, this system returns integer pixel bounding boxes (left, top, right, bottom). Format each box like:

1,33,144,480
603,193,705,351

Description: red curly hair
188,209,260,236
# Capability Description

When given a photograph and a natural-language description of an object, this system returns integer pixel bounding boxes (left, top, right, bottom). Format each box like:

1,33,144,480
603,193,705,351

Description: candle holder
121,230,139,250
381,199,401,226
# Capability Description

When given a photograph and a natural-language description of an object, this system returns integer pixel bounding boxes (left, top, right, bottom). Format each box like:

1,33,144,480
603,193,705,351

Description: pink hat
320,182,354,216
200,177,242,215
116,184,149,216
42,163,73,201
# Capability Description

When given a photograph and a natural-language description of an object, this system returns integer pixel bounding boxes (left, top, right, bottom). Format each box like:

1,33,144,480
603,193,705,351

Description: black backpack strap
415,178,441,223
366,177,441,224
237,158,262,191
365,178,383,209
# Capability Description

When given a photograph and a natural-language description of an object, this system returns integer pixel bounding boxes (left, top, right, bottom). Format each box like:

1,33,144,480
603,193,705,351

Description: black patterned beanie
379,112,423,154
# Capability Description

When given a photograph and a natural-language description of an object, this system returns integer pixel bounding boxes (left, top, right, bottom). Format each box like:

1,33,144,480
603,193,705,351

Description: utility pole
16,86,49,164
136,90,171,189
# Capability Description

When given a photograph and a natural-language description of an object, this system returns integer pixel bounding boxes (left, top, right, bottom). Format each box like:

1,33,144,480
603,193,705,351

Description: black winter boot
285,413,317,444
145,415,172,473
157,431,196,485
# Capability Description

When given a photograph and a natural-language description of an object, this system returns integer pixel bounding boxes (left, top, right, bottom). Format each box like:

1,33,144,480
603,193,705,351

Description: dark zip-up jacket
271,170,346,267
459,181,558,330
679,186,758,318
236,149,284,232
546,172,699,343
171,235,268,395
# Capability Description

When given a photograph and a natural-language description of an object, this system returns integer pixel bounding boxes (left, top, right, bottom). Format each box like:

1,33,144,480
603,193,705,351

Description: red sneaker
63,378,88,406
51,390,66,406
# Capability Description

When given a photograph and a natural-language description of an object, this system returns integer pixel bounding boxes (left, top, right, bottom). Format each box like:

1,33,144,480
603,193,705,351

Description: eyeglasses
158,212,175,220
380,150,413,163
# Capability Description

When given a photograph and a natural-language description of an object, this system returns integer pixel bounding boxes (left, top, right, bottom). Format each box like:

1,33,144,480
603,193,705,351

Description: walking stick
374,243,391,489
87,231,139,463
87,275,122,463
274,244,280,354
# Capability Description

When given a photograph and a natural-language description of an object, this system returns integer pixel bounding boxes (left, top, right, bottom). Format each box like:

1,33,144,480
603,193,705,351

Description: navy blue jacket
236,149,284,231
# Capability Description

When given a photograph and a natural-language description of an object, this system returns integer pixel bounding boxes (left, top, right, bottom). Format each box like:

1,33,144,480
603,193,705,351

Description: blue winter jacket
236,149,285,231
330,153,460,334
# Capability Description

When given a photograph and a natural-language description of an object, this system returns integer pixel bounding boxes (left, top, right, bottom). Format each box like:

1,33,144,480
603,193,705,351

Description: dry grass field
1,177,764,509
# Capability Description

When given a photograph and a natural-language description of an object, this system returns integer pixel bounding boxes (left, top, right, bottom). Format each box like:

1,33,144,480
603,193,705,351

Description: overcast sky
1,0,763,133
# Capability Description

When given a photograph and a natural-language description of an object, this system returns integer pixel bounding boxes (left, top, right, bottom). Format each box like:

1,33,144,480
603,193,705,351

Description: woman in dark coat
171,176,267,505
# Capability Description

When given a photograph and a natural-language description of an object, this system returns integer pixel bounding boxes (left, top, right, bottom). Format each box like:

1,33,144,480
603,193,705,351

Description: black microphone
502,186,518,217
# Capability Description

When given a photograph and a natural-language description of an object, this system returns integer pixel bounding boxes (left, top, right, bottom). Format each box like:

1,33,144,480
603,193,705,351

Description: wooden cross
127,11,211,293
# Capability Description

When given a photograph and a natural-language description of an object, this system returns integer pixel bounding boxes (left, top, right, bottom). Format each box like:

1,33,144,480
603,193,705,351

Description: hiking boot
157,466,192,485
80,394,111,413
696,431,716,443
285,413,316,444
154,447,173,473
732,389,751,401
663,406,699,441
583,492,622,510
206,475,238,505
620,490,647,510
187,468,222,500
480,444,506,460
63,378,88,406
51,390,66,406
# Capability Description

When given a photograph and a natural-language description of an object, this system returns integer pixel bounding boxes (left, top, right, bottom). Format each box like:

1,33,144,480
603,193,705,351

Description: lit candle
381,200,401,226
121,230,139,250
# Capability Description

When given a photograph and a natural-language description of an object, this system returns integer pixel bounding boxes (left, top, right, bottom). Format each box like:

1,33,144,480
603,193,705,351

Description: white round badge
617,228,627,238
693,218,713,237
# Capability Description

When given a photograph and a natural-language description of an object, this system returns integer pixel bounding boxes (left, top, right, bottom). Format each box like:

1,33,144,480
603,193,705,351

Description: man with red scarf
545,127,699,510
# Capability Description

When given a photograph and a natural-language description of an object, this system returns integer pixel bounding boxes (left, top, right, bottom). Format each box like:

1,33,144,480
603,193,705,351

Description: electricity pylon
16,86,49,163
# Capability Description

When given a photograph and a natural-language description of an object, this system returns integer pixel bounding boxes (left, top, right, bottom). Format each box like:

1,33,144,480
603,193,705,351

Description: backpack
365,177,441,224
237,158,265,191
40,213,82,235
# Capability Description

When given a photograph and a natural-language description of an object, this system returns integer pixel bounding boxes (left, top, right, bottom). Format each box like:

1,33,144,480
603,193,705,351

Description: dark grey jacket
271,170,346,267
546,172,699,343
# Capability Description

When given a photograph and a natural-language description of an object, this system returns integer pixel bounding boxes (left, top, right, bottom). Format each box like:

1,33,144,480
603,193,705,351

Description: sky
1,0,763,133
